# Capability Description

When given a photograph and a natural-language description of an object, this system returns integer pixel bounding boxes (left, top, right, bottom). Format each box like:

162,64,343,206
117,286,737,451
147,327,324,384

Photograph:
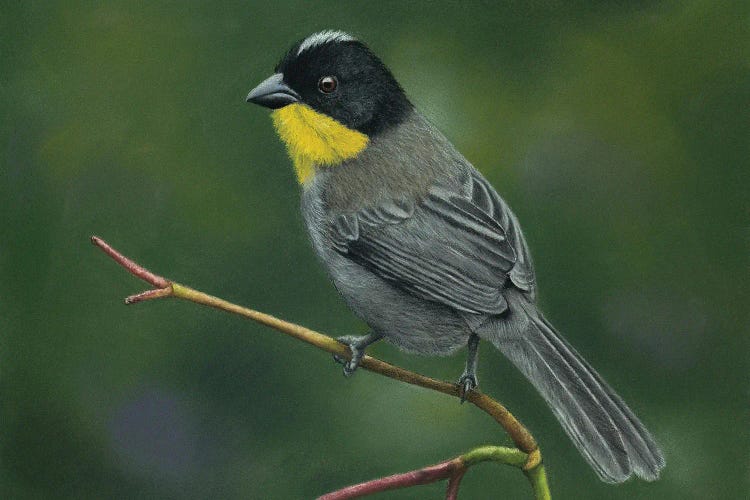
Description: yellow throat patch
271,104,369,184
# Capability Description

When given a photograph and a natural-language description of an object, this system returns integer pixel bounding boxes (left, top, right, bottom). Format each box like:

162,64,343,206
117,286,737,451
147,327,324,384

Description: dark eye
318,76,338,94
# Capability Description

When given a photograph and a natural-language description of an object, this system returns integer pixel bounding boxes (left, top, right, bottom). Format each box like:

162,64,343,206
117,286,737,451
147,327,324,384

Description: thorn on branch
125,287,174,304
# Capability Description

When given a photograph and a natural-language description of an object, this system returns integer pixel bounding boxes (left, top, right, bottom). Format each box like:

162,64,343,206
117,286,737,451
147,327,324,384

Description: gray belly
324,249,470,355
301,179,470,356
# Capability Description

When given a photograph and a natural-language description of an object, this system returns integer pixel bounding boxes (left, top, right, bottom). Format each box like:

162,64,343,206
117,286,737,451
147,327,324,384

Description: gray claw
457,373,478,404
343,357,361,377
334,336,365,377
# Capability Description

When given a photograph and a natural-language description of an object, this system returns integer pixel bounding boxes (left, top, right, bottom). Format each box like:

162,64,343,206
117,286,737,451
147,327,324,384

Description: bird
245,30,665,483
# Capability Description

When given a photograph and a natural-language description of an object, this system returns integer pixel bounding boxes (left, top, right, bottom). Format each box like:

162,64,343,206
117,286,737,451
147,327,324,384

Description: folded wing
331,170,533,314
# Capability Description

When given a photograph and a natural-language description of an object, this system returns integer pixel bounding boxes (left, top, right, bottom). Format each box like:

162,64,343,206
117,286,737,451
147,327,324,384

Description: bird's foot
457,372,478,403
333,335,369,377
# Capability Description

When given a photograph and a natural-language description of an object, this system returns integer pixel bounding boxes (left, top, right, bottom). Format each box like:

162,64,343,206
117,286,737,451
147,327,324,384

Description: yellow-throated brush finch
246,30,665,483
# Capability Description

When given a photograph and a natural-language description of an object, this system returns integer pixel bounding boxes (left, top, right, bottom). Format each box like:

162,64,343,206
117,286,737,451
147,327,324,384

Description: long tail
482,289,665,483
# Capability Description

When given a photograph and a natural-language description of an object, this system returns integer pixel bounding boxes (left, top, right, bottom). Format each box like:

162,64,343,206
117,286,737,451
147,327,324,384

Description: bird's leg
458,333,480,403
333,332,383,376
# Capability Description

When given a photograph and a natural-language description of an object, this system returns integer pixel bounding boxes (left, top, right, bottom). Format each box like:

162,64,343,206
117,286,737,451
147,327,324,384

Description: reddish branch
318,458,464,500
93,236,169,289
317,445,548,500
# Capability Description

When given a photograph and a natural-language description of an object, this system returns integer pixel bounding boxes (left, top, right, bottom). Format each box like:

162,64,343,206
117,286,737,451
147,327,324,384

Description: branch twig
319,445,549,500
319,456,463,500
91,236,550,499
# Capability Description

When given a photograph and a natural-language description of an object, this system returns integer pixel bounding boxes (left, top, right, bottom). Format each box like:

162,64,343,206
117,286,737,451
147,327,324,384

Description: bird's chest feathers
271,104,369,184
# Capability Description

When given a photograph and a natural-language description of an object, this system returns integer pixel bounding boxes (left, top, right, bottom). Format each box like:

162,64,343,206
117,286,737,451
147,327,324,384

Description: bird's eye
318,76,338,94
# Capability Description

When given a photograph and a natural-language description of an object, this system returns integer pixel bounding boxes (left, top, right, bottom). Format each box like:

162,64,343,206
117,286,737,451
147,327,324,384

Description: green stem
460,446,550,500
525,464,551,500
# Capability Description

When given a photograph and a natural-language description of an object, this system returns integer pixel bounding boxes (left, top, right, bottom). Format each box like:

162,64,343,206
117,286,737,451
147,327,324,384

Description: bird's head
246,31,412,183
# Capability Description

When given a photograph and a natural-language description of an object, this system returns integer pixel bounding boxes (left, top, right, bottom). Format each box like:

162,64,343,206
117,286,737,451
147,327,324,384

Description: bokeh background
2,1,748,498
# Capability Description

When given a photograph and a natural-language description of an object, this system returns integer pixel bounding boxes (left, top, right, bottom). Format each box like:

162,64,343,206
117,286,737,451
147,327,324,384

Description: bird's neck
271,104,369,184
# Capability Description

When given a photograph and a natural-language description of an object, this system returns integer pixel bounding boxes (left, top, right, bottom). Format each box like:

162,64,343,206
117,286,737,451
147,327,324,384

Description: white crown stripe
297,30,356,55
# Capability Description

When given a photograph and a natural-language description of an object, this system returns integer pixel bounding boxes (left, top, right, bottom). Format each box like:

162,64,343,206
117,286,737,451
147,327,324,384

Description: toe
336,335,357,345
458,375,478,403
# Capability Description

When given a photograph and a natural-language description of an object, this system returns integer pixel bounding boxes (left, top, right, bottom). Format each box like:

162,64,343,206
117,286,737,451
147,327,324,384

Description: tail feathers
484,290,665,483
535,313,666,478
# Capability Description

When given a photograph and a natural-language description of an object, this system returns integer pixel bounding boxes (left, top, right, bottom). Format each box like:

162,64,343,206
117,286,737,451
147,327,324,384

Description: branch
319,456,463,500
91,236,550,499
319,445,549,500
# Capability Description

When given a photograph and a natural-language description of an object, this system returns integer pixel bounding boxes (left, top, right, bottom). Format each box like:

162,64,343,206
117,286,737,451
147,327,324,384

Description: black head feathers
274,31,412,136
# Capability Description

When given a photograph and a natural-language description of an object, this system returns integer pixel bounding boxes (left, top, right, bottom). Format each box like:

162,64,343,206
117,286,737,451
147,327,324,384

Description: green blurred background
2,1,748,498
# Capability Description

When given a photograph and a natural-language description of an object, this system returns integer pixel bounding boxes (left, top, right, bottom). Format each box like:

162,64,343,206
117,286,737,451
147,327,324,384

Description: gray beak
246,73,300,109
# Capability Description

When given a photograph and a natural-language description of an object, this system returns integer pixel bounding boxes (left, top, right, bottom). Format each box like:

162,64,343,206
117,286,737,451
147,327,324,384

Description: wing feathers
330,172,531,315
